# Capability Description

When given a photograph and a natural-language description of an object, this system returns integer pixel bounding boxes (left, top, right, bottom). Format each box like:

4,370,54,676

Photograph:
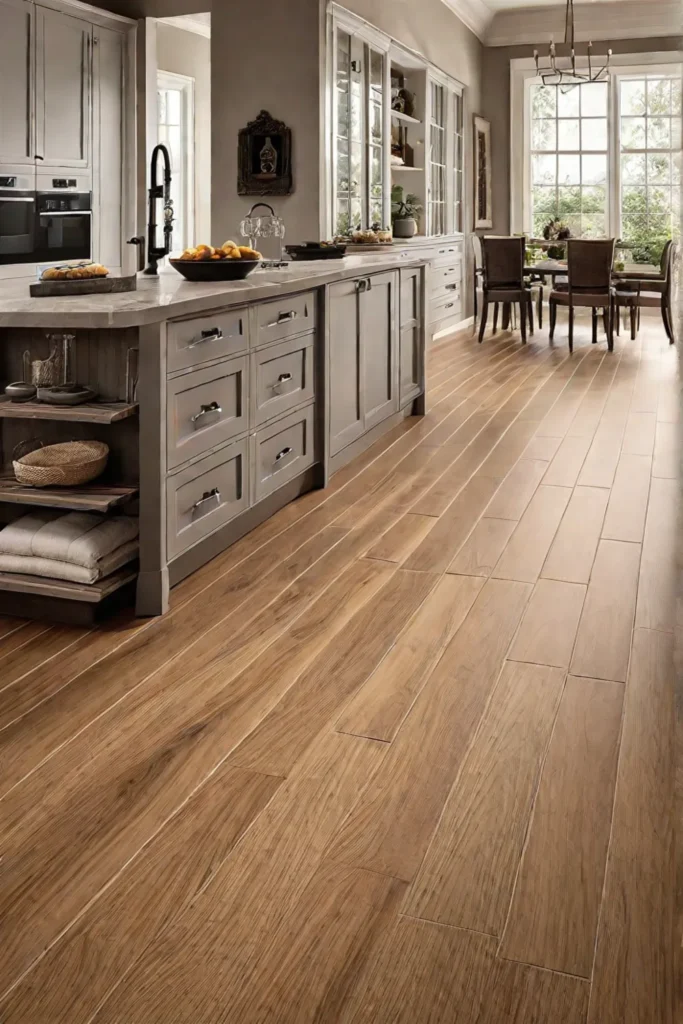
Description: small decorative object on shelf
391,185,422,238
240,202,287,265
543,218,572,260
238,110,292,196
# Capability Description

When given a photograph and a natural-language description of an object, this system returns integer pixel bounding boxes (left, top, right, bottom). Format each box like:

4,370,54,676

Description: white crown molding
157,15,211,38
440,0,493,41
486,1,682,47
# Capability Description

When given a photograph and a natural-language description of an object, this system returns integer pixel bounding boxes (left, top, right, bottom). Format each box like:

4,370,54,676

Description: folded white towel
0,511,138,568
0,540,138,585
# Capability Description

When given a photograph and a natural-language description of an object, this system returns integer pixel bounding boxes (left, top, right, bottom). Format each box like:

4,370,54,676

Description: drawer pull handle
267,310,298,327
275,445,293,463
356,279,366,293
446,283,458,291
189,327,223,348
272,372,293,391
191,401,222,424
192,488,221,514
445,302,454,309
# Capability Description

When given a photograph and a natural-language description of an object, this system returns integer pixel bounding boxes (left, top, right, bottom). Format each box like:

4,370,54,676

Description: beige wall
482,37,682,235
156,22,211,245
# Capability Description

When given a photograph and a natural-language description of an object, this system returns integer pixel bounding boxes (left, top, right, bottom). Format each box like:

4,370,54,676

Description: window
157,71,194,251
530,81,609,239
452,91,464,233
428,81,447,235
619,73,682,263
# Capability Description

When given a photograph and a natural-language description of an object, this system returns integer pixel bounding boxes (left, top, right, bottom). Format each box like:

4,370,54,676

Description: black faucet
144,143,173,275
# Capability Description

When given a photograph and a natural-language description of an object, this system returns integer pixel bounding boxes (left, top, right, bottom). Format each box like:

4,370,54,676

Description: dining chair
479,236,534,344
549,238,616,354
472,234,484,329
613,240,676,344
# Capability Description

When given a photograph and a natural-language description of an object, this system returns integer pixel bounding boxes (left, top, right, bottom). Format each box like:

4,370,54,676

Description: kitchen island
0,255,428,620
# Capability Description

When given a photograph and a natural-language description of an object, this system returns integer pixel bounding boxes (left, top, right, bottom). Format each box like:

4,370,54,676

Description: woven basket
13,440,109,488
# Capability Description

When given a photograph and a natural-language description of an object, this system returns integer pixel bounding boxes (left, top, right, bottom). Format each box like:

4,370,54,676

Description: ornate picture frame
473,115,493,230
238,110,293,197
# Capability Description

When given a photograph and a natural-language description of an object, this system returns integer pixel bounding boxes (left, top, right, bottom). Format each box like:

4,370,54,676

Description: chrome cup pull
275,445,293,463
272,372,293,391
191,401,222,425
191,487,221,514
189,326,223,348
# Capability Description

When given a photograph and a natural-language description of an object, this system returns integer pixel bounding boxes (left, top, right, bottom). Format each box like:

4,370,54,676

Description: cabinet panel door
362,270,398,431
0,0,34,166
400,325,422,407
37,7,91,168
328,277,364,457
94,26,123,268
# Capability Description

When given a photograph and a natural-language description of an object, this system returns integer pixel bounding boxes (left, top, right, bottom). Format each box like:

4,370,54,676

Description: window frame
157,69,195,251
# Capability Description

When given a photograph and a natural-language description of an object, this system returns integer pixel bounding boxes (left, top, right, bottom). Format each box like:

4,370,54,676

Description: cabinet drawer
167,439,249,560
251,333,315,426
251,404,315,503
432,244,463,267
254,291,316,348
167,308,247,373
167,356,248,470
431,262,461,294
431,293,462,326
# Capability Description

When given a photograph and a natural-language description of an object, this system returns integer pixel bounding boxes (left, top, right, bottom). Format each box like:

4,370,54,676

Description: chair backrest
660,239,674,283
472,234,483,272
482,236,524,290
567,238,615,294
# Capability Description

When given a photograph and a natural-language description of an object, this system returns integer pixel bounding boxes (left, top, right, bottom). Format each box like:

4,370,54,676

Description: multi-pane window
429,81,447,235
452,91,464,233
530,81,609,238
620,74,682,263
158,73,193,251
334,29,386,235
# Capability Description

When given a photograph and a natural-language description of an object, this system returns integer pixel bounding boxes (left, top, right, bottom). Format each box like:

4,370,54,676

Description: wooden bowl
169,258,260,282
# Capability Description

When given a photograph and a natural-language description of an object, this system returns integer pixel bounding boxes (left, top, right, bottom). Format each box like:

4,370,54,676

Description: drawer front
432,306,463,338
432,243,463,267
431,293,462,326
167,356,248,469
252,333,315,427
431,261,461,293
167,308,247,373
252,404,316,503
254,291,316,348
167,438,249,559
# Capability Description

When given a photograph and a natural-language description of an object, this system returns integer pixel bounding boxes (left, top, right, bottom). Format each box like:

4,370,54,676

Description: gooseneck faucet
144,143,173,275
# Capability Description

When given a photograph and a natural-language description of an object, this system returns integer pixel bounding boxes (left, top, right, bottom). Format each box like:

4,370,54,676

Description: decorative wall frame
473,115,493,230
238,110,293,197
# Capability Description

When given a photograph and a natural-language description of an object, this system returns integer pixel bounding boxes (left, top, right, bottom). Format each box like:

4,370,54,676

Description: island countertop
0,253,428,329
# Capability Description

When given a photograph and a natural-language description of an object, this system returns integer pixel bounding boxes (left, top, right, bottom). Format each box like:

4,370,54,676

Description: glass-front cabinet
426,72,464,237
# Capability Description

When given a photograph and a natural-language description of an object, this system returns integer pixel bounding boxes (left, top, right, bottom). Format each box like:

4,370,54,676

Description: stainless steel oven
34,182,92,264
0,175,36,265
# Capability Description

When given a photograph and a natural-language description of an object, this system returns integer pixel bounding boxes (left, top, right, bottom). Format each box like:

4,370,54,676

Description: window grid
429,82,447,236
452,92,464,233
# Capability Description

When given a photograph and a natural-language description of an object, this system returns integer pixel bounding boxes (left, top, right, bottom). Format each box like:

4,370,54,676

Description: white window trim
157,69,195,250
510,51,682,236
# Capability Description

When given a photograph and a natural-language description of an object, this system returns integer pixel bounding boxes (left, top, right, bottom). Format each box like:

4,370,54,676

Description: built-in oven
0,175,36,265
34,180,92,264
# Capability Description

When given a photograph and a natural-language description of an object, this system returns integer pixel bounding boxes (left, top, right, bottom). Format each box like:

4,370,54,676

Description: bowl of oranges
170,241,262,281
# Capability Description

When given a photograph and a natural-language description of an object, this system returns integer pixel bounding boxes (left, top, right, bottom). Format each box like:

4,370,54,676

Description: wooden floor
0,315,677,1023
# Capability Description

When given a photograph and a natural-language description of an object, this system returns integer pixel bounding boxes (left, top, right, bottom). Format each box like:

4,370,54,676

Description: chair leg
602,307,609,337
527,295,535,335
608,303,614,353
492,302,499,335
615,298,621,335
568,304,574,354
473,281,478,326
502,303,511,331
537,284,544,330
520,298,527,344
549,301,556,341
662,299,673,343
592,308,598,344
479,298,489,343
630,303,637,341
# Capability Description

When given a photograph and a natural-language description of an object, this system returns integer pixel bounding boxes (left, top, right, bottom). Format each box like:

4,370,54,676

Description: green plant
391,185,423,221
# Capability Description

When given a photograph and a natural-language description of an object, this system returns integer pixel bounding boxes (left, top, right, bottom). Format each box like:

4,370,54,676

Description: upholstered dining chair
613,240,677,344
549,238,616,354
479,236,534,344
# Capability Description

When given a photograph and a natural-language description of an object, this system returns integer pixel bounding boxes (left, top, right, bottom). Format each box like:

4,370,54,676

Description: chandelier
533,0,612,89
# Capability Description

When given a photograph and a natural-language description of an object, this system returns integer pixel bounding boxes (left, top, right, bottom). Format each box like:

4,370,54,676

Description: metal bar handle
189,326,223,349
1,197,34,203
356,279,366,293
275,446,293,462
191,401,222,424
266,309,298,327
38,210,92,218
272,372,293,391
191,487,221,514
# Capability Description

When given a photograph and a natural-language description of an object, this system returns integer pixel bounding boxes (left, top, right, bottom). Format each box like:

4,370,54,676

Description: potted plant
391,185,422,238
542,218,571,261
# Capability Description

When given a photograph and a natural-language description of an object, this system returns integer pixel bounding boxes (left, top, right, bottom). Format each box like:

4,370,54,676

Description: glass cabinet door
368,47,385,228
429,81,447,235
452,90,464,234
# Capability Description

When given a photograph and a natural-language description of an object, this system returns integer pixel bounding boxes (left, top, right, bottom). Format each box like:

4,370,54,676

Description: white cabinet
329,269,398,456
36,6,92,168
0,0,35,167
426,74,464,237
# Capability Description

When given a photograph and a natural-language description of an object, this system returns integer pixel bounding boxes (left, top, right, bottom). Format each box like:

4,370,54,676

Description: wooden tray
29,275,137,297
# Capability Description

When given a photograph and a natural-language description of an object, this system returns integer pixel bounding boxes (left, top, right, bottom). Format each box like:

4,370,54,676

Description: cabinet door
36,7,92,168
362,270,398,431
399,267,422,406
0,0,35,166
328,277,364,457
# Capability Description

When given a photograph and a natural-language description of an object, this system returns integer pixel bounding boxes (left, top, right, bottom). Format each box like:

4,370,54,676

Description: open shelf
0,398,138,424
0,472,138,512
0,564,138,603
391,110,421,125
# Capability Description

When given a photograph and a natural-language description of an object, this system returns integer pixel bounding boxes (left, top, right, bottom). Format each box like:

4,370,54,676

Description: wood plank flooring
0,319,676,1023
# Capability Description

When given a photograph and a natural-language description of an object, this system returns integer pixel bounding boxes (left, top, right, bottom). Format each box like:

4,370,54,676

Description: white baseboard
432,316,474,343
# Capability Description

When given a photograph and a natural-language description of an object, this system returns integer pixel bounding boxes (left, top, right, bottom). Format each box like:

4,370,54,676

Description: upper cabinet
36,6,92,168
0,0,35,166
426,73,464,237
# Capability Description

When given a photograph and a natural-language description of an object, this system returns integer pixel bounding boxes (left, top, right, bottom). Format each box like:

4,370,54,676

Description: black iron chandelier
533,0,612,89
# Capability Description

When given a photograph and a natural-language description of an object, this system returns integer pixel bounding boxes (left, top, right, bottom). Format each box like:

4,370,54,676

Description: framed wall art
238,110,293,196
473,115,492,230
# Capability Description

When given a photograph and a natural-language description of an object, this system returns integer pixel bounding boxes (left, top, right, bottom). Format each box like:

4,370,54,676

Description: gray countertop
0,254,428,329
